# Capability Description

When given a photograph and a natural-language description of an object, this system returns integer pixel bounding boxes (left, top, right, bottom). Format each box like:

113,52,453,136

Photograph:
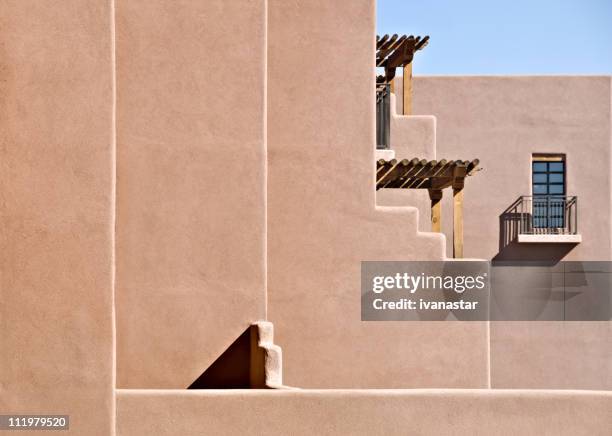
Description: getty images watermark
361,261,611,321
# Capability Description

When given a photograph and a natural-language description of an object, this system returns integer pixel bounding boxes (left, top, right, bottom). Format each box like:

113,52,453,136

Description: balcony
376,83,391,150
377,158,480,257
504,196,581,243
375,33,429,152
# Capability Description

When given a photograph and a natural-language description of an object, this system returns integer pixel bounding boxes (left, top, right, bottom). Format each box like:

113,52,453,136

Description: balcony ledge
517,234,582,243
375,149,395,160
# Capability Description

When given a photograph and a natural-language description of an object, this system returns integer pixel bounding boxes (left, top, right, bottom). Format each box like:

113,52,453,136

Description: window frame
531,154,567,229
531,156,566,197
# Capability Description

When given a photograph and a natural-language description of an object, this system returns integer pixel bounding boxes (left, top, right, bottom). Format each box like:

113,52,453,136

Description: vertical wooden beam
385,66,395,94
428,189,443,233
452,164,468,259
453,187,464,258
403,62,412,115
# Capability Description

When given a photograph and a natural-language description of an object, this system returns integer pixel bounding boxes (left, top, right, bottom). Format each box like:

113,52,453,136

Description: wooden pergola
377,158,480,258
376,34,429,115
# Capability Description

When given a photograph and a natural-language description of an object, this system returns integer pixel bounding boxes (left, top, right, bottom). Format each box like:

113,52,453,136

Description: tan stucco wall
405,76,612,390
266,0,488,389
116,389,612,436
376,93,436,232
491,321,612,390
0,1,114,434
3,2,610,433
115,0,267,388
412,76,612,261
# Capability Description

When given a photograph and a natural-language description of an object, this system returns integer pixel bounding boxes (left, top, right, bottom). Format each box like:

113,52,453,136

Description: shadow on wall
188,327,252,389
188,324,273,389
494,198,577,263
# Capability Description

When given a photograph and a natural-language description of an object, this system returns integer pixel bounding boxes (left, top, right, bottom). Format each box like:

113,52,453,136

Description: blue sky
377,0,612,74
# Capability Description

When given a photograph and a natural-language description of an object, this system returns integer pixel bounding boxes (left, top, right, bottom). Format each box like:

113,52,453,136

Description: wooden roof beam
375,158,480,191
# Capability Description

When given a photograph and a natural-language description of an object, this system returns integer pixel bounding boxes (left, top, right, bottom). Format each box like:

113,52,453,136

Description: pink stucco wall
266,0,488,389
115,0,267,388
116,389,612,436
376,92,436,232
398,76,612,389
2,1,610,433
412,76,612,261
0,1,115,434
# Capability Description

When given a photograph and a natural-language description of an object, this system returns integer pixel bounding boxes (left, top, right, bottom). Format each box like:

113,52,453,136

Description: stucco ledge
517,234,582,243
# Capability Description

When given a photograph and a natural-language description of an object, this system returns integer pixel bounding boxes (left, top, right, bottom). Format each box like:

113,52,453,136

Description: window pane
532,162,548,172
533,217,545,228
549,173,563,183
549,184,564,194
533,184,548,194
549,162,564,172
533,173,547,183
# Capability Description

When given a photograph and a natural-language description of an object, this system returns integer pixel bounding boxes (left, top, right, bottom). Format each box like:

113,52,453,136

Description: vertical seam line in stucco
263,0,269,320
109,0,117,434
609,77,612,260
486,319,491,388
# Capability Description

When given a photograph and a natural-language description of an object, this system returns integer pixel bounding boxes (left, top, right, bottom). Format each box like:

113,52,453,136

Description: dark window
532,159,565,228
532,160,565,196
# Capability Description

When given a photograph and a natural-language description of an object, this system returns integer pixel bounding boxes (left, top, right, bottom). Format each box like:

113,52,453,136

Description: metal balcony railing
505,195,578,235
376,83,390,150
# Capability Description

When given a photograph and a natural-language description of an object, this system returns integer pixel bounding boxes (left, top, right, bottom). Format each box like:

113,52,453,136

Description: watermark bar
361,261,611,321
0,415,69,431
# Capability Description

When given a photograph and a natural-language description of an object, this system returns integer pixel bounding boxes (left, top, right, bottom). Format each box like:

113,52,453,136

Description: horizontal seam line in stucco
114,388,612,396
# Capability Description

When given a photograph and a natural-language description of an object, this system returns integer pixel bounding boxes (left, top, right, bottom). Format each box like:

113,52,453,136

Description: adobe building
1,1,610,435
379,67,612,392
384,75,611,261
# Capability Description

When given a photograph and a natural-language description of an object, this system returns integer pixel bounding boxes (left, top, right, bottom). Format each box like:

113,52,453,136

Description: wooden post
403,63,412,115
451,164,468,259
453,187,464,258
428,189,443,233
385,66,395,94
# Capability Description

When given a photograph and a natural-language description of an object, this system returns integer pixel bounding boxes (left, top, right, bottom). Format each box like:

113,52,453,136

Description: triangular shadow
187,327,252,389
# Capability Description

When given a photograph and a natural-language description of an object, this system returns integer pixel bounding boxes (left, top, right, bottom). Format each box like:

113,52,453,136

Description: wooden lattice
376,158,479,190
376,34,429,83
